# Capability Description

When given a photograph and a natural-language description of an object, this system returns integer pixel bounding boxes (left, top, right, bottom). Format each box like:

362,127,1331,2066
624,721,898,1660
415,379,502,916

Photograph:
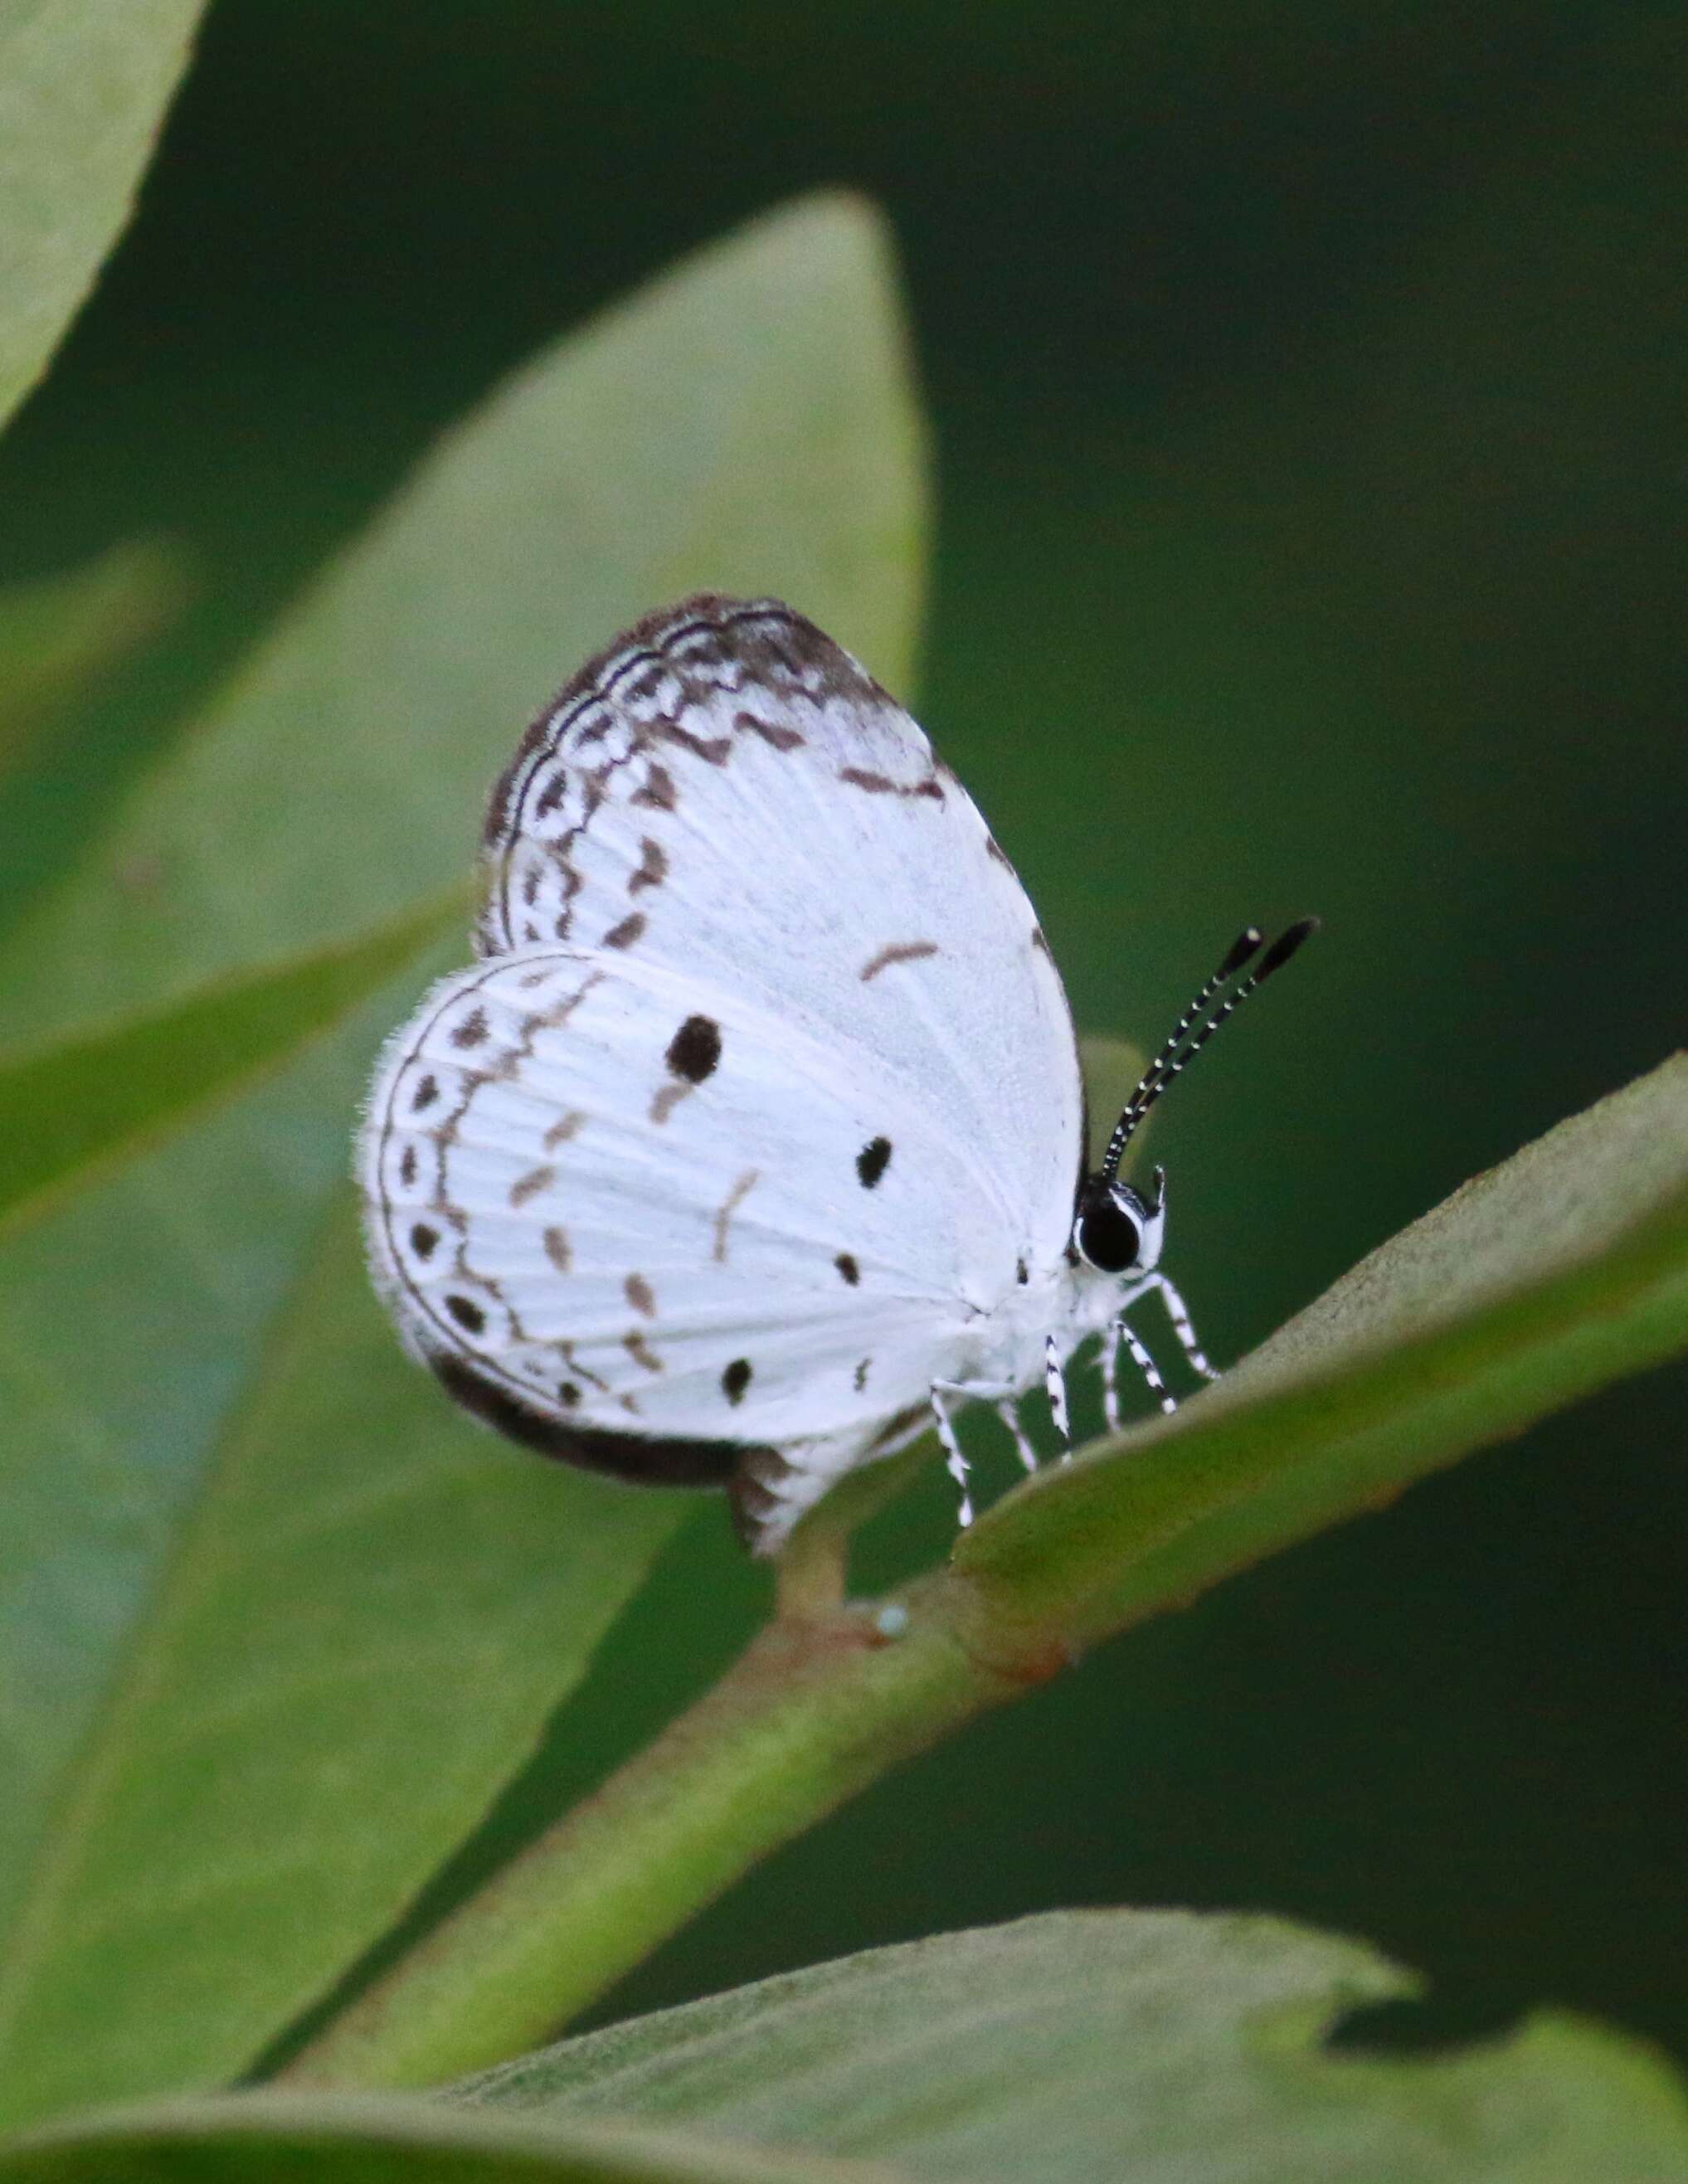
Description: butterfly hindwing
361,948,996,1467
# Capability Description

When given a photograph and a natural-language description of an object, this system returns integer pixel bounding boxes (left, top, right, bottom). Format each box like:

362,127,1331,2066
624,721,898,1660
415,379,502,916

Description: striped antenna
1099,918,1319,1184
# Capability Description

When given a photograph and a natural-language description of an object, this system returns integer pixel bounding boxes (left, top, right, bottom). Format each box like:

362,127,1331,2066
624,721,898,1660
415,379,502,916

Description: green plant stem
282,1076,1688,2094
281,1581,1005,2091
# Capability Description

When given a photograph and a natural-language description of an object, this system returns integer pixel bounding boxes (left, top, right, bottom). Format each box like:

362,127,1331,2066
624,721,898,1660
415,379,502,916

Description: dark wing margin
474,593,903,958
431,1350,752,1489
431,1353,922,1558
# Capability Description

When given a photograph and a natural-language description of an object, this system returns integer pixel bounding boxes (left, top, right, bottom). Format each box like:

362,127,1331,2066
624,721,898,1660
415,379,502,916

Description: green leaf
0,194,927,2131
0,191,927,1040
0,1189,693,2132
0,2091,878,2184
955,1050,1688,1645
0,889,461,1241
0,1,207,432
285,1057,1688,2096
452,1909,1688,2184
0,542,188,783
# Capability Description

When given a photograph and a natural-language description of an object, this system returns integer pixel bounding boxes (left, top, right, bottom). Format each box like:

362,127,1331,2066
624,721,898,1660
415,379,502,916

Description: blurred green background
6,0,1687,2063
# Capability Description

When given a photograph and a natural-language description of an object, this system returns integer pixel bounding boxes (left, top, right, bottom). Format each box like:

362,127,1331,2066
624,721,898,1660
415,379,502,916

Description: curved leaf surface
0,890,461,1240
0,191,926,1039
957,1051,1688,1643
0,194,927,2130
0,2091,888,2184
0,542,187,784
455,1909,1688,2184
284,1057,1688,2094
0,0,206,430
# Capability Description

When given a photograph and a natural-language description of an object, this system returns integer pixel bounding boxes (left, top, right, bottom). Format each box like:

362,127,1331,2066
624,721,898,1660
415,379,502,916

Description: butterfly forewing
478,596,1082,1250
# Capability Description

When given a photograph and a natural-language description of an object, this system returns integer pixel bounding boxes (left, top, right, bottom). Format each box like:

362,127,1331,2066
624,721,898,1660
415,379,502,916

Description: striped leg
996,1398,1039,1474
931,1377,1031,1524
1044,1335,1072,1457
1109,1317,1178,1418
1146,1272,1219,1381
929,1387,973,1527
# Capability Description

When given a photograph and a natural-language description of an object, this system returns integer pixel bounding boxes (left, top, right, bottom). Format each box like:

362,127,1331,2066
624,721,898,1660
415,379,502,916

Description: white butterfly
358,596,1312,1554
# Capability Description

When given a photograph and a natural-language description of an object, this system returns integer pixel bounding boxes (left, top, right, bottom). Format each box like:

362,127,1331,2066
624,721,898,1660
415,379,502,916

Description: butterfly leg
931,1377,1042,1513
1145,1272,1220,1381
1043,1335,1072,1457
1102,1325,1122,1433
1109,1317,1178,1418
995,1398,1039,1475
928,1387,974,1527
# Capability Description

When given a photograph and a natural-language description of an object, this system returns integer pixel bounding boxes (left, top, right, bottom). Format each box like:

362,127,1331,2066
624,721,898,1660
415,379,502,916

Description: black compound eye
1075,1192,1143,1275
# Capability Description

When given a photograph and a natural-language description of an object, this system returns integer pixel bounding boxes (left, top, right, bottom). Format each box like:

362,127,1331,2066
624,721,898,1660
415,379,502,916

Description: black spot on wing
667,1014,722,1082
856,1136,893,1189
834,1252,860,1285
722,1357,753,1406
445,1295,485,1335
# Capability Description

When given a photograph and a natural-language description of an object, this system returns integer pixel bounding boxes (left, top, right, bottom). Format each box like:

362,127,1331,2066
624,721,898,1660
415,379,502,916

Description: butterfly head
1072,1165,1165,1279
1071,917,1318,1291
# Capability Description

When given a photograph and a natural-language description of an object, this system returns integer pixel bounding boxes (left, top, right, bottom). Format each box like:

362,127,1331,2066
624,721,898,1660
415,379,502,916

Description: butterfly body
358,595,1311,1551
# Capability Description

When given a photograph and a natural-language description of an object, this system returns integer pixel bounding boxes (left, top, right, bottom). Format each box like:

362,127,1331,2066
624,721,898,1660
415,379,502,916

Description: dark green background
6,0,1687,2064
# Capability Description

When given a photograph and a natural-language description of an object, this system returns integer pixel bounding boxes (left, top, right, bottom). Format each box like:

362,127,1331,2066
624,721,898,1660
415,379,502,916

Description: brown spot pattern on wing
713,1169,760,1262
477,596,942,958
859,940,940,982
839,765,944,802
628,837,668,894
624,1330,664,1374
649,1079,691,1124
632,764,677,810
508,1165,555,1208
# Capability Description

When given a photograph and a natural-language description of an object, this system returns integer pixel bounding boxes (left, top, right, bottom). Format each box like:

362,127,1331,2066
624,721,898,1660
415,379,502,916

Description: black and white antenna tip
1096,916,1320,1183
1255,916,1320,982
1219,925,1266,980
